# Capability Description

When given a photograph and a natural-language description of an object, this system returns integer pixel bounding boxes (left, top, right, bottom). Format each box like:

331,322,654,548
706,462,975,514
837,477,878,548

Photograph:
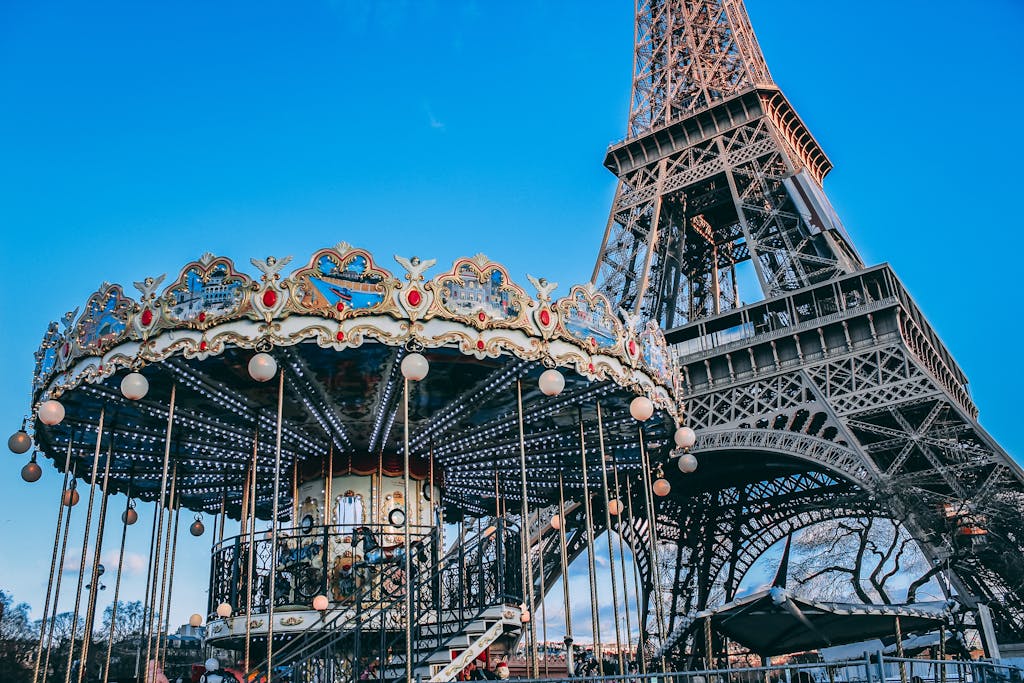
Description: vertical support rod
895,615,907,683
556,470,574,677
624,477,646,674
77,445,113,683
244,434,258,672
515,380,538,678
153,466,177,672
159,496,181,673
64,406,104,683
596,403,625,674
144,385,176,681
32,438,75,683
578,411,603,675
403,377,413,683
267,369,286,675
611,454,635,670
103,482,134,683
638,426,667,672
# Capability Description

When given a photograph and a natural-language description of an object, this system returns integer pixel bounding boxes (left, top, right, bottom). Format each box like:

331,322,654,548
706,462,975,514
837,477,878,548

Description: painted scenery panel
168,263,246,322
561,290,618,350
437,264,521,321
301,253,386,313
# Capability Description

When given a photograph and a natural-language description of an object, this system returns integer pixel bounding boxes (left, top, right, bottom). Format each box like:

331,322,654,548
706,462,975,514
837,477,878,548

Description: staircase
250,521,524,682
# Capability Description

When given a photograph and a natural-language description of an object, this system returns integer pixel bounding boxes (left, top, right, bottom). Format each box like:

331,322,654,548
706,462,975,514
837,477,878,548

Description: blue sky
1,0,1022,641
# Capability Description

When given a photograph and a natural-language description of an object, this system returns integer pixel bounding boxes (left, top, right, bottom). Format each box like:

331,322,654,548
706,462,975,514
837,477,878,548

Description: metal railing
496,656,1023,683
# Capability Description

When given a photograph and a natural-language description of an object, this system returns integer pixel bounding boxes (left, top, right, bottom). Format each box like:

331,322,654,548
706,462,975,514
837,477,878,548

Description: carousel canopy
28,246,680,519
679,587,951,657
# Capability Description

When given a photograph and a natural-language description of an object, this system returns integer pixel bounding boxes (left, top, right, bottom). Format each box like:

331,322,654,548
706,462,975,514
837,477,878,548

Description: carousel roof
28,245,680,518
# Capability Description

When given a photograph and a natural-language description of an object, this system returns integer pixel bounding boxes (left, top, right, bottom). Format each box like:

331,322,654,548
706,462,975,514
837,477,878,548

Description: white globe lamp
215,602,232,618
189,613,203,628
674,426,697,449
38,400,65,426
629,396,654,422
653,478,671,497
400,353,429,381
248,353,278,382
312,594,330,612
120,372,149,400
538,369,565,397
678,453,698,474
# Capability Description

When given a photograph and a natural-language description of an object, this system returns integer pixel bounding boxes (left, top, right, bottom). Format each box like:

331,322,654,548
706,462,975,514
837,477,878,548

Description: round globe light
312,594,330,612
400,353,429,381
96,564,105,576
190,519,205,537
123,507,138,525
21,460,42,483
652,478,671,497
248,353,278,382
189,613,203,628
538,369,565,397
38,400,65,426
678,453,699,474
549,514,561,531
215,603,232,618
62,488,80,507
8,430,32,454
205,657,220,672
120,372,150,401
674,426,697,450
629,396,654,422
608,499,623,516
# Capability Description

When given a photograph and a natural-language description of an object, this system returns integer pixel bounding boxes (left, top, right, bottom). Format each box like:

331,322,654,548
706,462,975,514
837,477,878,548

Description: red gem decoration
262,290,278,308
478,311,486,322
476,340,485,350
336,301,345,312
539,309,550,326
198,311,207,323
199,341,208,351
628,340,637,356
588,363,595,373
336,331,345,341
407,289,422,307
140,308,154,326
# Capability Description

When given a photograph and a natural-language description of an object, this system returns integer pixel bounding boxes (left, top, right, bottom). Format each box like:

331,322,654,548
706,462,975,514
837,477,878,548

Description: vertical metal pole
32,438,74,683
704,617,713,670
144,385,175,682
537,530,549,677
595,403,625,674
556,470,574,677
244,435,258,673
44,485,76,683
64,406,104,683
103,484,133,683
153,466,177,672
516,380,538,678
267,369,286,676
638,426,667,672
578,410,603,675
895,616,907,683
77,445,113,683
611,454,634,669
159,496,181,673
624,477,646,675
404,377,413,683
134,490,160,681
939,624,947,683
325,444,334,526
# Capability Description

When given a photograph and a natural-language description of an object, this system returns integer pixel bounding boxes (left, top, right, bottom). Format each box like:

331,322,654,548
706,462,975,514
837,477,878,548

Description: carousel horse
351,525,426,566
277,541,322,567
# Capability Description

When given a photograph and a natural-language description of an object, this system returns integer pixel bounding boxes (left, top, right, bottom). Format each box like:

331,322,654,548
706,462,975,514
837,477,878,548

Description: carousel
13,244,695,683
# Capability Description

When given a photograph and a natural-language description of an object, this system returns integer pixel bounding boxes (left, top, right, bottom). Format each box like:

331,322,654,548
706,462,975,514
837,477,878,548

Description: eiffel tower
591,0,1024,657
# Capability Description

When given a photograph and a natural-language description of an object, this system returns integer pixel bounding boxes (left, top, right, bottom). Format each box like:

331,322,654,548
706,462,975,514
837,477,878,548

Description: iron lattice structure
591,0,1024,657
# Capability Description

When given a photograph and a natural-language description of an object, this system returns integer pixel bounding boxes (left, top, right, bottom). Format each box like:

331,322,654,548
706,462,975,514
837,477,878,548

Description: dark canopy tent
668,587,951,657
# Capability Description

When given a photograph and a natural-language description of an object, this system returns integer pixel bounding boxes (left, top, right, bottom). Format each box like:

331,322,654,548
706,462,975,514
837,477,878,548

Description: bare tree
0,589,37,683
789,517,940,604
97,600,144,644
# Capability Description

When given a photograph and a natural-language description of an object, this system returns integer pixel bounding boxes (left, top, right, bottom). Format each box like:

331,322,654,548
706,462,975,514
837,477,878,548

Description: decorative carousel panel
162,254,252,328
555,284,624,356
288,245,396,318
640,321,675,389
33,321,62,392
75,283,133,355
429,255,531,331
